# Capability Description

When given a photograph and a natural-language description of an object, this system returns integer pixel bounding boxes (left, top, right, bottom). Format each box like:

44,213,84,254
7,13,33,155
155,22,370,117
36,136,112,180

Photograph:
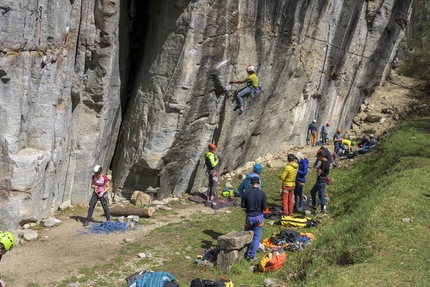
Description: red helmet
208,144,217,151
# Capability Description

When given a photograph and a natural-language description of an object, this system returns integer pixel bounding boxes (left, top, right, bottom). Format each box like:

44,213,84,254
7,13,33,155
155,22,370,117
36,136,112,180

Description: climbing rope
76,221,132,236
38,6,42,45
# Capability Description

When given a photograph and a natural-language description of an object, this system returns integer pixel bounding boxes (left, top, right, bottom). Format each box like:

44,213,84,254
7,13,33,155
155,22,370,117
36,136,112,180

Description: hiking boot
247,257,259,262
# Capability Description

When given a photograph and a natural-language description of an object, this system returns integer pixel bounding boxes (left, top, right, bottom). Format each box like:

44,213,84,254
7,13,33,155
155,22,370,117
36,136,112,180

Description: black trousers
86,193,110,221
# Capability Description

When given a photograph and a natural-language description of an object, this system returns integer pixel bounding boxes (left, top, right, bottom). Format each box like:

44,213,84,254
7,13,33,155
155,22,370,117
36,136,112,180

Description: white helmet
246,65,255,72
93,165,102,174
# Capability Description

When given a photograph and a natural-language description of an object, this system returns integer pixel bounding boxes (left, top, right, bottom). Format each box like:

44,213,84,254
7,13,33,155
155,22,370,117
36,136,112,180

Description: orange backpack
258,246,287,272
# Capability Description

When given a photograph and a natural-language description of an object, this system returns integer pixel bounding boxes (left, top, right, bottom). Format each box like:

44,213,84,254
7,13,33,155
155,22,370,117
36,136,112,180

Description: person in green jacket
205,143,219,203
279,154,298,216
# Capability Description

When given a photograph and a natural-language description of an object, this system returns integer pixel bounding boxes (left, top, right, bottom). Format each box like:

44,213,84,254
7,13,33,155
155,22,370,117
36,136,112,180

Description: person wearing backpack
309,151,330,213
83,165,111,226
279,154,298,216
237,163,262,200
205,143,219,203
241,177,267,262
294,152,308,212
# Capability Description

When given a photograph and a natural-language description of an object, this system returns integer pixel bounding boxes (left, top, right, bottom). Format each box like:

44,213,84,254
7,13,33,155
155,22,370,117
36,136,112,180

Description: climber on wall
229,65,259,115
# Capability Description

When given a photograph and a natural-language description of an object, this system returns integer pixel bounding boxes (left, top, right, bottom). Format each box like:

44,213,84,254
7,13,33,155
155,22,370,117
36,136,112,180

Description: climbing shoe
239,110,244,115
233,105,239,111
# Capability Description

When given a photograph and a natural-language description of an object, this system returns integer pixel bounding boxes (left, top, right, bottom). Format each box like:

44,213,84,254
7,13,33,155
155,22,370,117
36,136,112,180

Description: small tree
399,0,430,85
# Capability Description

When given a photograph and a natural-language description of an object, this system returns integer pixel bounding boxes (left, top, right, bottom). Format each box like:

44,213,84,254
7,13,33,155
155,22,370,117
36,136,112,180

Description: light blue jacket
238,172,261,199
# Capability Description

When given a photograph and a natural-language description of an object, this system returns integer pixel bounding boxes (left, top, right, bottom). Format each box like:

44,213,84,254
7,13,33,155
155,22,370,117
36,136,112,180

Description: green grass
39,111,430,286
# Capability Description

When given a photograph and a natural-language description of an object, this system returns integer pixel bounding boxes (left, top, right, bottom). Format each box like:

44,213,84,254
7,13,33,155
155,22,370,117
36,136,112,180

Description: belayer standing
308,119,318,146
321,122,330,145
205,143,219,203
229,65,259,115
0,232,15,287
83,165,111,226
241,177,267,262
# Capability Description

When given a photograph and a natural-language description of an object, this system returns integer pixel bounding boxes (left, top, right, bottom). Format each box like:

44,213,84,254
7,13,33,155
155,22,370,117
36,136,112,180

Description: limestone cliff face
112,0,412,199
0,0,412,229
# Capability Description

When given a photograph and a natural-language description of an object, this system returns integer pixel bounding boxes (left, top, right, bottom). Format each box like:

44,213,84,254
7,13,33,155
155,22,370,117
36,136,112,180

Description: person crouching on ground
83,165,111,226
237,163,262,200
310,151,330,213
205,143,219,203
0,232,15,287
241,177,267,262
294,152,308,212
279,154,298,216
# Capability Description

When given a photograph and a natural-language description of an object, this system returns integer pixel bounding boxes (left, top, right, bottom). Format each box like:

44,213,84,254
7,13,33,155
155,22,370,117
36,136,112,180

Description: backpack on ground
281,215,319,228
191,277,234,287
258,246,287,272
221,188,239,198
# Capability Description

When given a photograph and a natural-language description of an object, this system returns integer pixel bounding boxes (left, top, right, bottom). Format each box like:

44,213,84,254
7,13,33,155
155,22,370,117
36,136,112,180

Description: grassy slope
295,113,430,287
51,112,430,287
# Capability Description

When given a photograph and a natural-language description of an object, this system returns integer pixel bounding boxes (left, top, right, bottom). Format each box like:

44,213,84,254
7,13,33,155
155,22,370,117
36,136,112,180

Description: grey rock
42,218,62,227
123,238,134,243
59,200,71,211
21,230,38,241
366,114,383,123
217,231,253,250
401,218,411,223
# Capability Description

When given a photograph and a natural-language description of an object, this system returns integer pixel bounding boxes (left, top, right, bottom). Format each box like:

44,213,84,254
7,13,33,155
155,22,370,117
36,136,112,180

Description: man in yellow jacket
279,154,298,216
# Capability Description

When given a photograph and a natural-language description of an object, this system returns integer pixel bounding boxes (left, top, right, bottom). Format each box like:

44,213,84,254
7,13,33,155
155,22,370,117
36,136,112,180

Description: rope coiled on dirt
76,221,131,236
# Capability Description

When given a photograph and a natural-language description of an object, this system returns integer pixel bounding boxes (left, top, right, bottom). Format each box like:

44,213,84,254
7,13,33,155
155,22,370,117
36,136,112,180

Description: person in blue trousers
241,177,267,262
294,152,308,211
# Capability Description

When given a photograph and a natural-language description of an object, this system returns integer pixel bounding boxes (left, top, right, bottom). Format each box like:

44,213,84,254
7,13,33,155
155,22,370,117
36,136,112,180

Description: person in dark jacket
312,146,332,168
294,152,308,211
241,177,267,262
309,151,330,213
237,163,262,200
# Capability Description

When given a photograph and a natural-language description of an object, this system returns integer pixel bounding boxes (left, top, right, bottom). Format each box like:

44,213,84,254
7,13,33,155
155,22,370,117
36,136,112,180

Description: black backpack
190,278,232,287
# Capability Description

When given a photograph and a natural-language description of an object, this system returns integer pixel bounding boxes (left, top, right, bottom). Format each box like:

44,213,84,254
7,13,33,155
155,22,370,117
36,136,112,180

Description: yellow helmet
0,232,15,251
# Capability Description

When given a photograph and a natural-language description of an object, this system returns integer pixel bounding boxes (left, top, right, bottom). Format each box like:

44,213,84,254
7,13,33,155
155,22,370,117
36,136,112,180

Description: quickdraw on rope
76,221,131,236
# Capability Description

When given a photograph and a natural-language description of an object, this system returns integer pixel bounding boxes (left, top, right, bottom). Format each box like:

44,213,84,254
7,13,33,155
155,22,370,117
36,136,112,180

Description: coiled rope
76,221,132,236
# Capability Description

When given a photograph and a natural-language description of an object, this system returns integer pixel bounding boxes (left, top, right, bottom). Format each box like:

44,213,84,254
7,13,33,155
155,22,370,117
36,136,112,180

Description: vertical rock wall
0,0,127,229
0,0,412,228
112,0,412,199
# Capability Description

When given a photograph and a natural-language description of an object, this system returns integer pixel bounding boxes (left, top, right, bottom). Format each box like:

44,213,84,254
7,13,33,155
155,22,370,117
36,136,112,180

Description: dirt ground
0,74,423,287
